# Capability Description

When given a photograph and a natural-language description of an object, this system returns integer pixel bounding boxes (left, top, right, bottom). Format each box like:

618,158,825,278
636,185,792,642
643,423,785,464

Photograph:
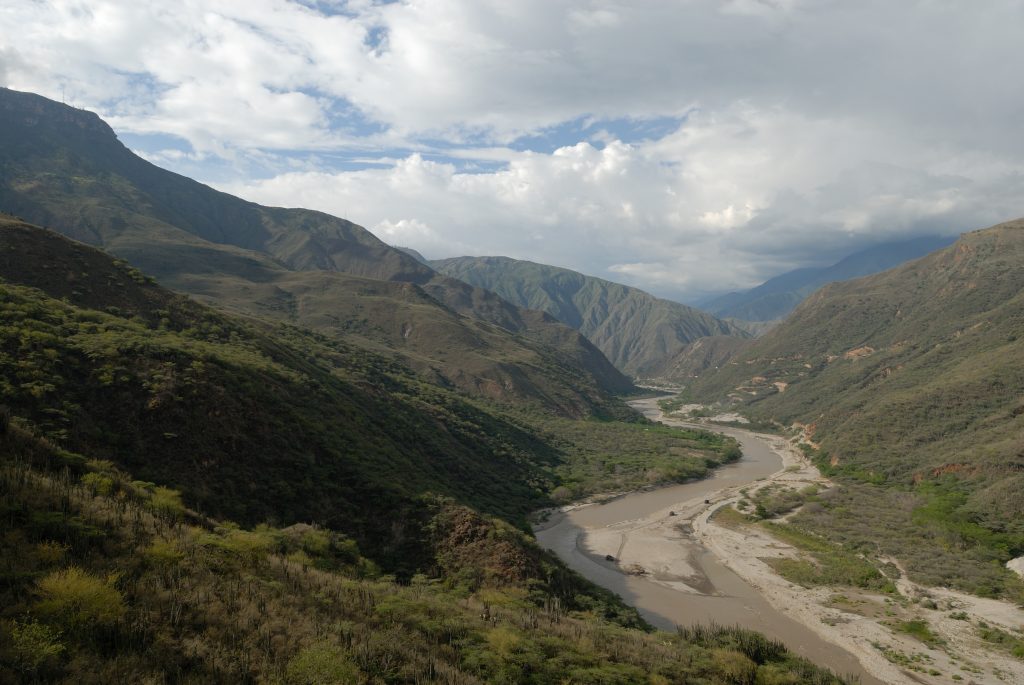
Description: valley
1,84,1022,685
538,398,1024,685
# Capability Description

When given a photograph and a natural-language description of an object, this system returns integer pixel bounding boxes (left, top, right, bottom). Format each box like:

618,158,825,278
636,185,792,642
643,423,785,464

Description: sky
2,0,1023,302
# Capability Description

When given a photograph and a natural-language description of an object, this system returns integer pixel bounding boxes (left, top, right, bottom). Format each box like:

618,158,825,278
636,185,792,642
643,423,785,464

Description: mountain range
686,220,1024,600
0,213,850,683
1,84,1020,682
702,235,957,322
0,87,630,416
430,255,747,378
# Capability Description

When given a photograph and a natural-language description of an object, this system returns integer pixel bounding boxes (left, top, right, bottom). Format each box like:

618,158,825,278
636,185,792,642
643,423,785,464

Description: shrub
80,472,114,496
7,618,65,673
147,486,185,520
285,642,362,684
34,567,124,631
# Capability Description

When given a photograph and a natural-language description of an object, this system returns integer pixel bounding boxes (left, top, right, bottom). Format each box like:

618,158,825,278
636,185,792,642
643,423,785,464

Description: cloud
3,1,1024,299
221,102,1024,300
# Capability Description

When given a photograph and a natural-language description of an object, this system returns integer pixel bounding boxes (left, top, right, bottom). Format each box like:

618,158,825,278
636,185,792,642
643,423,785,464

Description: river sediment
536,397,1024,685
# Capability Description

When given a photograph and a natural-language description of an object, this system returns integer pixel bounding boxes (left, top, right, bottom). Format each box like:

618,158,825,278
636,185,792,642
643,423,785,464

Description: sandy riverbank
633,399,1024,685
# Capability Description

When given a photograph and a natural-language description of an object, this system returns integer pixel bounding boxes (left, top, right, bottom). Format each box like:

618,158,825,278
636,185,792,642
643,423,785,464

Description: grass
0,413,854,684
762,523,896,592
977,622,1024,660
514,410,741,500
683,221,1024,601
894,619,943,648
748,483,819,519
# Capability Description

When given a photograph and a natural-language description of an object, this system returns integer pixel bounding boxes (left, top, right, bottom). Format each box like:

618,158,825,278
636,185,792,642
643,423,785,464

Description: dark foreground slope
0,88,630,415
687,220,1024,599
0,217,555,555
0,428,850,684
431,256,746,378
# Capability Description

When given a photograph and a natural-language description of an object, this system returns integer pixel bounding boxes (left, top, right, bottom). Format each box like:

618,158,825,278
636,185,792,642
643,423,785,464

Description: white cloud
2,0,1024,299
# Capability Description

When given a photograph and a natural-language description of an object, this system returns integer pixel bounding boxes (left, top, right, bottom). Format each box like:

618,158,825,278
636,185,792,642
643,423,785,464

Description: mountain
657,335,753,381
0,87,631,416
430,255,748,378
0,214,744,561
686,219,1024,600
703,235,957,322
395,245,430,264
0,217,848,683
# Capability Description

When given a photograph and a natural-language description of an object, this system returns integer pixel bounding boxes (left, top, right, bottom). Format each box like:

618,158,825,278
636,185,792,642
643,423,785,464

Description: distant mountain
703,235,957,322
687,219,1024,600
430,255,748,378
395,245,430,264
0,88,631,414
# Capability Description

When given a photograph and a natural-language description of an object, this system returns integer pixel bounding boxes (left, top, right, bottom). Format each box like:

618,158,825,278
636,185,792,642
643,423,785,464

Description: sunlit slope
0,88,630,415
687,220,1024,596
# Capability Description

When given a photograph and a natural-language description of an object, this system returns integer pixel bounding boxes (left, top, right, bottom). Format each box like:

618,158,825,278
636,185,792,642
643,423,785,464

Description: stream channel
534,397,883,684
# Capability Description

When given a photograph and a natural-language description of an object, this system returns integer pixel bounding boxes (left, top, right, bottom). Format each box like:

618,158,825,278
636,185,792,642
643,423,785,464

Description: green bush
34,567,124,631
285,642,362,684
7,618,65,673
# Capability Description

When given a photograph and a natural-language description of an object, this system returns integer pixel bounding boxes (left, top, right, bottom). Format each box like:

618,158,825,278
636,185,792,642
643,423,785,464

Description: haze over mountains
431,256,746,378
702,235,957,323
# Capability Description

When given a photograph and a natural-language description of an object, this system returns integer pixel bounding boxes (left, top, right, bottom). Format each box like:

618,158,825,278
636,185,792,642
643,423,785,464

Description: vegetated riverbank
537,397,1024,685
535,398,879,684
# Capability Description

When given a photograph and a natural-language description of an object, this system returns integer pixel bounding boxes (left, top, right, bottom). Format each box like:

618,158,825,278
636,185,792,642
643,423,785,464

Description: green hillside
0,88,630,416
431,256,746,378
0,426,849,683
685,220,1024,600
0,217,850,683
0,216,739,562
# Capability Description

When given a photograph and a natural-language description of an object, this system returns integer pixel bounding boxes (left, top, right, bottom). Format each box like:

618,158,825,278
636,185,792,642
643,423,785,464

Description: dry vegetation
0,424,853,684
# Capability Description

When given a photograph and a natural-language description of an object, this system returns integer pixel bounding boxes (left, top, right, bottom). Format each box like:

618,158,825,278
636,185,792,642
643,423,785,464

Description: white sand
646,401,1024,685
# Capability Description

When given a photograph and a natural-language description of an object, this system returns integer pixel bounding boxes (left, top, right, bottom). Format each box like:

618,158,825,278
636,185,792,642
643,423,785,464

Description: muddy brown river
534,397,883,684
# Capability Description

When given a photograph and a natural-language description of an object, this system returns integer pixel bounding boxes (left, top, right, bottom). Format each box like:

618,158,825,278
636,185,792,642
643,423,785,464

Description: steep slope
0,216,733,557
431,255,747,378
658,335,754,382
0,88,631,414
0,217,558,557
703,235,956,322
687,220,1024,598
0,429,848,683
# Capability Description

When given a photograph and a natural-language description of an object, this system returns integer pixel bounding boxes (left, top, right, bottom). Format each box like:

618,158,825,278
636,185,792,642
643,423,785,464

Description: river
534,397,882,684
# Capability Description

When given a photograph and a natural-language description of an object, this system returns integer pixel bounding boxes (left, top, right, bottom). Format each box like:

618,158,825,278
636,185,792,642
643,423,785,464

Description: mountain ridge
684,219,1024,599
0,87,632,414
703,235,957,322
431,254,748,378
